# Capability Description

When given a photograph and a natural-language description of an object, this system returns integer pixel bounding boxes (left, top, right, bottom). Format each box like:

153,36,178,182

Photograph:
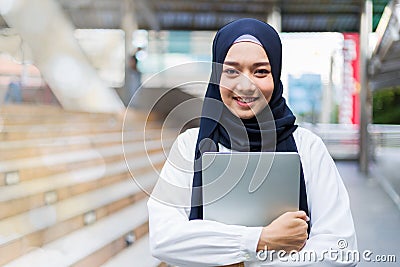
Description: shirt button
245,253,251,260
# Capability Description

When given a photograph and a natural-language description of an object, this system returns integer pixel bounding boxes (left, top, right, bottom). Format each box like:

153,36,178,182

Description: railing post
359,0,373,174
267,3,282,32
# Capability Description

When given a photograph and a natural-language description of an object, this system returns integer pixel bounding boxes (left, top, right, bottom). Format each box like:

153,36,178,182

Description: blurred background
0,0,399,266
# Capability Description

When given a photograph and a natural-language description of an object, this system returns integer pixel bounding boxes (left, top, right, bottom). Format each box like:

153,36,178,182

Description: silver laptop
202,152,300,227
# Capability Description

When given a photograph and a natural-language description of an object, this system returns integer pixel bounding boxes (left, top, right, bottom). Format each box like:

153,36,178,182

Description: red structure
342,33,360,125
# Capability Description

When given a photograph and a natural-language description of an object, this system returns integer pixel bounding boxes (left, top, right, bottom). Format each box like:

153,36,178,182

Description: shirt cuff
240,226,263,262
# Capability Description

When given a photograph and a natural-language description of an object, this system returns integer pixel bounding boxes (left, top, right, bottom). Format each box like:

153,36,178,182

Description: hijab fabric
189,18,309,231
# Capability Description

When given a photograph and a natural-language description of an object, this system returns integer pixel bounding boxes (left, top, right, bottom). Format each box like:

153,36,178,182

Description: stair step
0,122,164,141
0,105,143,125
4,199,149,267
0,125,120,141
0,173,157,265
0,105,151,125
0,138,167,172
0,105,167,265
2,121,120,131
101,234,160,267
0,130,163,151
0,138,170,183
0,114,118,126
0,152,166,219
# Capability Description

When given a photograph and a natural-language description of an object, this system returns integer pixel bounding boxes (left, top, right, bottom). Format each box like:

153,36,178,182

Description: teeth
237,97,255,103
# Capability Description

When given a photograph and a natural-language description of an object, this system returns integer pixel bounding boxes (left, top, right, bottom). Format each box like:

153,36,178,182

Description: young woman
147,18,357,266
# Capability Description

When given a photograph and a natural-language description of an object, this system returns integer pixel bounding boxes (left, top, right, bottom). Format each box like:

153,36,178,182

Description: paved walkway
336,161,400,266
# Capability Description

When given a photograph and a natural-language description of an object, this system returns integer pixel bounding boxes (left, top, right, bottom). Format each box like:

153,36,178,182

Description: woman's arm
299,134,358,266
255,130,358,266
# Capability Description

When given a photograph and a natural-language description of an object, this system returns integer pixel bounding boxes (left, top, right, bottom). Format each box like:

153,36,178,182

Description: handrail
299,123,400,159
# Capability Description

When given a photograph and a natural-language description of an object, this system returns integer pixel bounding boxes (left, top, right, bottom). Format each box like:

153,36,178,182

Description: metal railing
368,124,400,210
300,123,400,209
369,124,400,148
300,123,360,160
299,123,400,160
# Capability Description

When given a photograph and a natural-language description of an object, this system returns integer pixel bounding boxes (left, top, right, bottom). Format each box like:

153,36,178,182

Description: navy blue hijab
189,18,309,230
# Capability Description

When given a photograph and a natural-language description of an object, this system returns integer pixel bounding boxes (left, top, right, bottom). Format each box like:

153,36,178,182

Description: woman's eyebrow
223,61,240,66
253,62,270,67
223,61,270,67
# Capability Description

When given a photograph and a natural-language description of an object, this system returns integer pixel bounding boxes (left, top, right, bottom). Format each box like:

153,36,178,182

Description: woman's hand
257,211,309,253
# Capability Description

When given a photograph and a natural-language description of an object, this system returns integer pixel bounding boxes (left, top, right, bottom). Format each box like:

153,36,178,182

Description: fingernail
306,216,310,221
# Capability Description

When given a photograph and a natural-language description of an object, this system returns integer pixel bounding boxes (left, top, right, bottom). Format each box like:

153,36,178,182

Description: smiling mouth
233,96,259,104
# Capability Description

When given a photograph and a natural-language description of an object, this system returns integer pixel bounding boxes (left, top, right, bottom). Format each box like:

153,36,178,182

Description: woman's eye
255,69,270,76
223,68,239,76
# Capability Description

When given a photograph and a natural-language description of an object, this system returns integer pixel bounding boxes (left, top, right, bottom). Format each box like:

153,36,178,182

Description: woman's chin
233,110,257,119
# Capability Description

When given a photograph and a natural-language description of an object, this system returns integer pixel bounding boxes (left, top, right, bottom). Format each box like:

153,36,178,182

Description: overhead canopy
0,0,391,32
369,0,400,91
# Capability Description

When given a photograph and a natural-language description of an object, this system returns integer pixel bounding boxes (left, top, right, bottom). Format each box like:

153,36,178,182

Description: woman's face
220,42,274,119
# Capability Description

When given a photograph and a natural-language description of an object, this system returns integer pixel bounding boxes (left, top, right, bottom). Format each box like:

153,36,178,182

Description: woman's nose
235,74,256,95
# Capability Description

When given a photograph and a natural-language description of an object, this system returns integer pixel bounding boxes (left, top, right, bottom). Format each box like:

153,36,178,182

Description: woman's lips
233,96,258,107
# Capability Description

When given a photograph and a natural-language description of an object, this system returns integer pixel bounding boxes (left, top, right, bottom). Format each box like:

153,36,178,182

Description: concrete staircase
0,105,173,267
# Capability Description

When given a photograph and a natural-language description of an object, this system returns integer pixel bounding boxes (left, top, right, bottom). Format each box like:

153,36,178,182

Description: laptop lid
202,152,300,227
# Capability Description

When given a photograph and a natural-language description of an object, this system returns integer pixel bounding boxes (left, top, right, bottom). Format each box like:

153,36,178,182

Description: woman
147,18,357,266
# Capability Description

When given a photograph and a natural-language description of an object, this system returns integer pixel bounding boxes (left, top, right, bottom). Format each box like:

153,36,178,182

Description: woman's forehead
224,42,269,62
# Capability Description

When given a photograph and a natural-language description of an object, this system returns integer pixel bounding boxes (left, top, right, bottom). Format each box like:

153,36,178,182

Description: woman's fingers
257,211,309,252
292,210,309,221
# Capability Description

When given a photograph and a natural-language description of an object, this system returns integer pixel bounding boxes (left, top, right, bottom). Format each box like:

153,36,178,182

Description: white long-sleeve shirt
147,127,357,266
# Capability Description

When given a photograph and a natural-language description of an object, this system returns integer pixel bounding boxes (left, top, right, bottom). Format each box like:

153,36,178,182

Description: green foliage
372,0,391,31
373,87,400,124
331,104,339,124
